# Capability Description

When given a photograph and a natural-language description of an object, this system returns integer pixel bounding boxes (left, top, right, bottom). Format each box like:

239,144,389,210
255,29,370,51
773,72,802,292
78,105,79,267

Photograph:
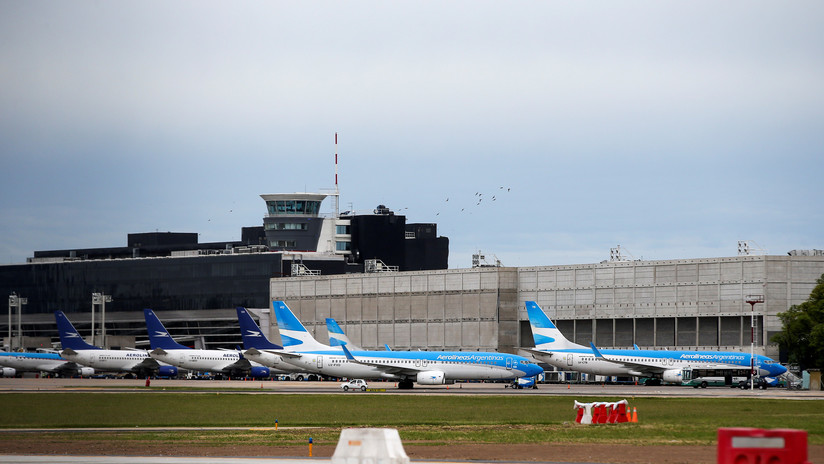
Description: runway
0,377,820,399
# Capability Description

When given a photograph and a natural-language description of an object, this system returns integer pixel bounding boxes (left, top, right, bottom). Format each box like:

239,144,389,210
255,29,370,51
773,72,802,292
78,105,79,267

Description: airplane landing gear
398,379,414,389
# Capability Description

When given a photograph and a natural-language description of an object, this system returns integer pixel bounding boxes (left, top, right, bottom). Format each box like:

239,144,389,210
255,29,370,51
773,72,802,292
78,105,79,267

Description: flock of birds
436,186,511,216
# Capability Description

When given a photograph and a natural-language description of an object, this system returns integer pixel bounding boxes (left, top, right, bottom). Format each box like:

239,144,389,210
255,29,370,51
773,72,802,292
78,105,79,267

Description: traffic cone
630,407,638,423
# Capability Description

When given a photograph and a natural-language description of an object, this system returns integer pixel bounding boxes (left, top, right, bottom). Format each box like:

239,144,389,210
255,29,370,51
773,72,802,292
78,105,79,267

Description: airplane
144,308,271,379
325,317,362,350
259,300,543,389
0,350,93,378
524,301,787,385
235,307,304,375
55,310,177,378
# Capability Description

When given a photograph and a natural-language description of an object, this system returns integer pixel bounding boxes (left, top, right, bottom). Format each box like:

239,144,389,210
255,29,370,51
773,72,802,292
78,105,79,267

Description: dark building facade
1,194,448,349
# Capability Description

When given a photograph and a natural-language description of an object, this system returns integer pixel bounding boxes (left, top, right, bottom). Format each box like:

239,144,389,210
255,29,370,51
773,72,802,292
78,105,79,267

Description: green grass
1,394,822,446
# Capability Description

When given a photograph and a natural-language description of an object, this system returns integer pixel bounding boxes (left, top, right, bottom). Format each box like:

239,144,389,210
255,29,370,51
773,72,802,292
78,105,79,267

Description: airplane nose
773,364,788,376
527,363,543,376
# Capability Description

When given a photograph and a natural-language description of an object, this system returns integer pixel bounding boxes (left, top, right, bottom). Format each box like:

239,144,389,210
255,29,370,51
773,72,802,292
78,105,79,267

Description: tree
771,273,824,371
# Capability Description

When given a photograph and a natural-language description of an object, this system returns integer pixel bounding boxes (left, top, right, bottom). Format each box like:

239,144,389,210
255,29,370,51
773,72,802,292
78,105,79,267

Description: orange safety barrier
718,428,809,464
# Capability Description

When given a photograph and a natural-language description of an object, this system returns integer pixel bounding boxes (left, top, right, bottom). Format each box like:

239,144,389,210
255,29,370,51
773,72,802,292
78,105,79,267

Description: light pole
7,294,27,350
745,294,764,390
91,293,112,347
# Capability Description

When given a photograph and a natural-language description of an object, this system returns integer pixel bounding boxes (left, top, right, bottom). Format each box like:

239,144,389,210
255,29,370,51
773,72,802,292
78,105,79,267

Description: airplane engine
662,368,683,384
250,366,271,378
416,370,446,385
79,367,95,377
1,367,16,377
158,366,178,377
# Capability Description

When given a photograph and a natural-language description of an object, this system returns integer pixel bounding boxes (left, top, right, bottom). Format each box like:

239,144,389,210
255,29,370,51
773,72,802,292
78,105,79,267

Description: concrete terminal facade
266,254,824,361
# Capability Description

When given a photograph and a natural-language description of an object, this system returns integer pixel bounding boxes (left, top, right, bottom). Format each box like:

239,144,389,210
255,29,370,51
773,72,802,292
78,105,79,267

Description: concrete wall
270,267,519,353
269,255,824,358
518,255,824,358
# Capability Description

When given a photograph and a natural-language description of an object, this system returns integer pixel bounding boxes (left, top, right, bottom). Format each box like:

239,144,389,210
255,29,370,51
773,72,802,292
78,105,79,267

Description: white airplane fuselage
267,350,532,381
0,352,79,375
61,349,156,373
533,348,777,378
150,349,261,373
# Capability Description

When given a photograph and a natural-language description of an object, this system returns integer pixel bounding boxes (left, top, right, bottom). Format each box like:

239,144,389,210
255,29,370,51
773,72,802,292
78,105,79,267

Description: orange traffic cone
630,407,638,423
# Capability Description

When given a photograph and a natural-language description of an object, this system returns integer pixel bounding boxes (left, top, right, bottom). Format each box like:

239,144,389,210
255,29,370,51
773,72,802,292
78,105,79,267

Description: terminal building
2,188,823,367
1,191,448,350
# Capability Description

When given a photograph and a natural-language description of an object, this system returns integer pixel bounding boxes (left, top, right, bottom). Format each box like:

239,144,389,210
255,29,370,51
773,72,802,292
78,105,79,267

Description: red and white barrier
573,399,630,425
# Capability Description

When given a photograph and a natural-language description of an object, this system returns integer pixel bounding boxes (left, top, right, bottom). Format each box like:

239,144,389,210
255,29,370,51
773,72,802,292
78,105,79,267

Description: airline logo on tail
525,301,584,351
55,311,100,351
236,307,282,351
143,309,190,350
326,317,362,350
271,301,329,351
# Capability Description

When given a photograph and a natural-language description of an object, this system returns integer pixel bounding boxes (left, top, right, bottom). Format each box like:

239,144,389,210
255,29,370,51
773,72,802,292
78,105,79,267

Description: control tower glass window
266,200,321,215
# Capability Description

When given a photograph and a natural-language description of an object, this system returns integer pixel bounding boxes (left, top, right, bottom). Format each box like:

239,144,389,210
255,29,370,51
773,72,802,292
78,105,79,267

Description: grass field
1,393,822,447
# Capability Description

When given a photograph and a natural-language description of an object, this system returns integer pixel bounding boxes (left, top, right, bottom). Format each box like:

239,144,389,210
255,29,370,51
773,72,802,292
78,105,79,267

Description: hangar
262,252,824,361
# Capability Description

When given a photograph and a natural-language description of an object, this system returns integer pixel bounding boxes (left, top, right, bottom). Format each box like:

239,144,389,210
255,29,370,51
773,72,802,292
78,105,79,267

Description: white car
341,379,368,391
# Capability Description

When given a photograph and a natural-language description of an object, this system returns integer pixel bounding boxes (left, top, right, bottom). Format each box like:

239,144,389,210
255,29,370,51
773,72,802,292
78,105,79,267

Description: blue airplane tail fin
54,311,100,351
326,317,362,350
525,301,585,350
237,307,282,350
271,301,329,351
143,309,190,350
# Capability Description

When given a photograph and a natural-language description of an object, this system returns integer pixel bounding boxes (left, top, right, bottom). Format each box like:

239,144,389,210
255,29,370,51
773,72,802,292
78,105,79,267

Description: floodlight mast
745,294,764,390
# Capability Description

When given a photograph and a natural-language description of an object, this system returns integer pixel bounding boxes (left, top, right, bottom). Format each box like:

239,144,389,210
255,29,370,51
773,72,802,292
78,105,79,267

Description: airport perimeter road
0,378,820,399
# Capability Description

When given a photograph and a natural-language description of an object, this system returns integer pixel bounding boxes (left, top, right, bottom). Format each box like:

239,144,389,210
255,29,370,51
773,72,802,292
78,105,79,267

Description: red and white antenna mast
334,132,340,217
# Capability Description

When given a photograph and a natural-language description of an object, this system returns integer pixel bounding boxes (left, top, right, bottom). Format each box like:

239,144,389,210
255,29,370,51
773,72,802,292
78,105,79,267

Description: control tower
260,193,351,256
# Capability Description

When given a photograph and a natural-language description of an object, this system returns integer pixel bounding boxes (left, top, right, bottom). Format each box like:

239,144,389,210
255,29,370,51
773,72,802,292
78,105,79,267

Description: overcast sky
1,1,822,268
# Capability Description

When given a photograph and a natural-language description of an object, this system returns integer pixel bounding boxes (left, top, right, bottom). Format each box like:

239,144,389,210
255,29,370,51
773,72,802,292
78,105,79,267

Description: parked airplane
0,350,92,378
325,317,362,350
266,300,543,389
524,301,787,385
55,310,177,378
144,308,271,379
235,307,303,375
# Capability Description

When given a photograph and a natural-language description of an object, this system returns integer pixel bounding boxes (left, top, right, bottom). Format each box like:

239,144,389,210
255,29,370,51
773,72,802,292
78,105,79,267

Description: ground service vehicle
341,379,368,391
681,367,770,389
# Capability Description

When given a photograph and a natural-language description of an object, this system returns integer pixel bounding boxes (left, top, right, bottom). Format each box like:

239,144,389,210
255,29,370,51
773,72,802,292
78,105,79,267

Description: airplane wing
339,345,421,377
215,356,253,376
131,357,161,371
244,348,304,361
588,343,673,376
523,348,559,364
52,361,89,376
587,343,742,376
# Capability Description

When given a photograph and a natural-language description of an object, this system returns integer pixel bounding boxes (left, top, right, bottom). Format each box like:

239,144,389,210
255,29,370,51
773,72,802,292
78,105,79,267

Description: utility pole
8,294,27,350
91,293,112,347
745,295,764,390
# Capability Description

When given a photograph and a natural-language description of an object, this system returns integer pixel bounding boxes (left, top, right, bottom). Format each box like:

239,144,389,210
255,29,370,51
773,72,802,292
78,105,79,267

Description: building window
266,223,307,231
336,225,350,235
336,241,351,251
269,240,297,248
